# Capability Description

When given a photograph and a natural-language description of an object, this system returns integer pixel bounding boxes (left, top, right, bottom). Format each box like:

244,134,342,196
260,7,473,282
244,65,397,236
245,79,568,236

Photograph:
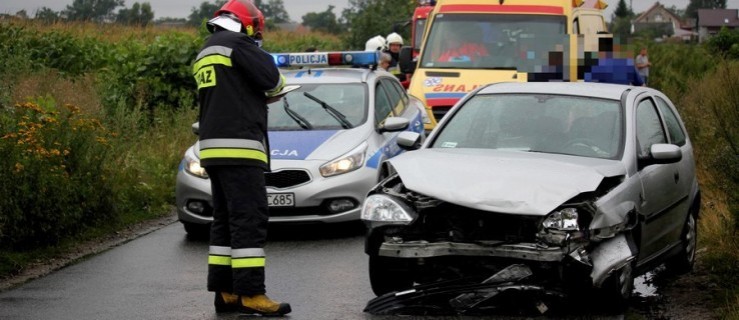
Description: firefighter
191,0,290,315
384,32,406,81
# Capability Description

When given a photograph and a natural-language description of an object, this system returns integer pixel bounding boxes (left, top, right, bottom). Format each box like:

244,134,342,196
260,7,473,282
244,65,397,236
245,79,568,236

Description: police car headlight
361,194,415,224
320,142,367,177
184,153,208,179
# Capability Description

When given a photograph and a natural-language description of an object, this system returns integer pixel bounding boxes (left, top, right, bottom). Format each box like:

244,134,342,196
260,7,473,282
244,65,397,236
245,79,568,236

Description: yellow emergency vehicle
399,0,608,131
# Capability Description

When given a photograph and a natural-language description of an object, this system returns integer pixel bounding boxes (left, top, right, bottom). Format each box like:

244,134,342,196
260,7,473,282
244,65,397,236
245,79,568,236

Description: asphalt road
0,221,633,320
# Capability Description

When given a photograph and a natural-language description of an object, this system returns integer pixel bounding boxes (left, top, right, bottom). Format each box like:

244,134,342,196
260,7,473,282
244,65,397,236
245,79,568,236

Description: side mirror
397,131,422,151
399,46,416,75
191,122,199,136
639,143,682,167
379,117,410,133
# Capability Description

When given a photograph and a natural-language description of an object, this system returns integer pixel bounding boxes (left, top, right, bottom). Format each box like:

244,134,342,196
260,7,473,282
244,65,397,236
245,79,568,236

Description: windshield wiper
282,96,312,130
303,92,353,129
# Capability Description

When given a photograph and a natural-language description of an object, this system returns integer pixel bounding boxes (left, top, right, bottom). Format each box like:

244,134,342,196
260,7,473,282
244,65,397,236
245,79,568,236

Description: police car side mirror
399,46,416,75
397,131,422,151
379,117,410,133
191,122,199,136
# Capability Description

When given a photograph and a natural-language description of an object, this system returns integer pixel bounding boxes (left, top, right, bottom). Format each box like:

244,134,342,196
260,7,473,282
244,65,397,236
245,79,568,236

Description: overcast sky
1,0,738,22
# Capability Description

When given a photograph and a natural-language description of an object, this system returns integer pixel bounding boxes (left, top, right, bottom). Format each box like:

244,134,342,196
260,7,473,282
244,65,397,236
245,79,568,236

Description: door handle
674,171,680,183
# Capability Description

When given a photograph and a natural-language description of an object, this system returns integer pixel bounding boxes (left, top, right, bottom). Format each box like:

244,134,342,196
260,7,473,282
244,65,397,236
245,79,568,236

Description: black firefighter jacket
193,30,284,170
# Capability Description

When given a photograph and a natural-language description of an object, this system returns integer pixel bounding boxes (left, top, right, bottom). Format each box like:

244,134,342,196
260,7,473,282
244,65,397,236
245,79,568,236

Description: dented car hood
390,148,626,215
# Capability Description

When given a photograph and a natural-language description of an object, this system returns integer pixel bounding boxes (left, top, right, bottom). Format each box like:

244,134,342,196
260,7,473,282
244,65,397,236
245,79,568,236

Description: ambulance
399,0,608,131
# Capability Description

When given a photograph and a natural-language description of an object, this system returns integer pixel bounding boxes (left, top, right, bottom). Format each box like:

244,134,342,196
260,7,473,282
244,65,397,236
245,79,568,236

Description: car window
379,79,406,116
654,96,686,146
388,78,409,105
374,84,394,126
636,98,667,157
431,93,622,159
267,83,367,130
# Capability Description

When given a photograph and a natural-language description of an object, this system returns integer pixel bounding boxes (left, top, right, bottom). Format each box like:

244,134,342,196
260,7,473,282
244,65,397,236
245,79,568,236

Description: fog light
327,199,356,213
187,200,206,214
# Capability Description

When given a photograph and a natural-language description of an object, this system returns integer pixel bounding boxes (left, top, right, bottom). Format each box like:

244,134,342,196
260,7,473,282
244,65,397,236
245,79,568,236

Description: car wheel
666,213,697,274
183,221,210,240
369,254,413,296
600,261,634,311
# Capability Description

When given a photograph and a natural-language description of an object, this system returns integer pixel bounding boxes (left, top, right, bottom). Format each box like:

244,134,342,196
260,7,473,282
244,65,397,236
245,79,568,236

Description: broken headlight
361,194,416,224
542,207,579,231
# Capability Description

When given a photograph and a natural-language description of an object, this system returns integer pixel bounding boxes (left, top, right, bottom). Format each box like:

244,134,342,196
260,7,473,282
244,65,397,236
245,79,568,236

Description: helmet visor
207,15,242,33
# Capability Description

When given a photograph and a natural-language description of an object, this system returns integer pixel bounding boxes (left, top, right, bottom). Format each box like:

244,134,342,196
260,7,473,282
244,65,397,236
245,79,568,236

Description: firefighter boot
239,294,292,316
214,292,240,313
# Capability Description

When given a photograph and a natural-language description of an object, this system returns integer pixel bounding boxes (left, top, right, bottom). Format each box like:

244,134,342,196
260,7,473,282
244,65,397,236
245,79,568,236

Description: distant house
632,2,695,41
697,9,739,42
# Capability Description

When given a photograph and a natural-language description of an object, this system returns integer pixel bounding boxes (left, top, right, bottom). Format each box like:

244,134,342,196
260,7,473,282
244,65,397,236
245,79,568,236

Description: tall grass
677,60,739,319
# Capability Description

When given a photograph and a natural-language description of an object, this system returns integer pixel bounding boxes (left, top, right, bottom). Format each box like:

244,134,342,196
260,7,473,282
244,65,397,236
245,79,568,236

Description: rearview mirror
379,117,410,133
639,143,682,167
397,131,422,151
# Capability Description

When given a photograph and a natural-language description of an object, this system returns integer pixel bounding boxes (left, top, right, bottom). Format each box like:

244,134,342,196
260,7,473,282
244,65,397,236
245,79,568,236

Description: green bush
0,101,116,249
705,27,739,59
98,32,201,118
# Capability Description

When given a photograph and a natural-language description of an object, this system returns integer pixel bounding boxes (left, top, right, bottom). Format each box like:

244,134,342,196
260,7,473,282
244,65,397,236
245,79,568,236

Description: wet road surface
0,220,670,319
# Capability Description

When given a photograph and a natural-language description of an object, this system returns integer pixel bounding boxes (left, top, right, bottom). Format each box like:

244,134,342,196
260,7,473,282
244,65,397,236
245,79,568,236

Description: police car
176,51,426,236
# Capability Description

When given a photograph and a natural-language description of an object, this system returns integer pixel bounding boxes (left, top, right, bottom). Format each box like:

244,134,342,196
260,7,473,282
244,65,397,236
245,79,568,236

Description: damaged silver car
362,82,700,314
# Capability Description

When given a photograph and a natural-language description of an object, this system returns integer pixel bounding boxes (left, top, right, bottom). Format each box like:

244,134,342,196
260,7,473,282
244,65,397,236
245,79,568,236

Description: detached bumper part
589,233,635,287
378,241,567,261
364,264,565,315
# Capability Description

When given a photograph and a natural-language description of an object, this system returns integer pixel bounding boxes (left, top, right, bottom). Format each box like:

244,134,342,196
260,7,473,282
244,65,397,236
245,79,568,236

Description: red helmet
213,0,264,37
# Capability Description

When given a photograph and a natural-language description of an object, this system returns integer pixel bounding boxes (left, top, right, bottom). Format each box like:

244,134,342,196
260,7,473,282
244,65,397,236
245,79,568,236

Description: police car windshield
268,83,367,131
419,14,567,71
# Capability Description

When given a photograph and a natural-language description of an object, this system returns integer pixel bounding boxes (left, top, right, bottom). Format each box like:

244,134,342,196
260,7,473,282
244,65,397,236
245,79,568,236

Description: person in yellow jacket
191,0,290,316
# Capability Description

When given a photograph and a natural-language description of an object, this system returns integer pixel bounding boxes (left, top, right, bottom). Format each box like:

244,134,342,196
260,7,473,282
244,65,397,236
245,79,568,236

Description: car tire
369,254,413,296
666,212,697,274
599,260,634,312
183,221,210,240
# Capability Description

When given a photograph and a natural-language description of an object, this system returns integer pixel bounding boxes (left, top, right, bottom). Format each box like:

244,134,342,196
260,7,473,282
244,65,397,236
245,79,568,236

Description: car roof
477,82,635,100
282,67,386,85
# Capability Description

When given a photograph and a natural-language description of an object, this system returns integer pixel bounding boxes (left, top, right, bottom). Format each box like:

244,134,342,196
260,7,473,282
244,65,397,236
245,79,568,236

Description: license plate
267,193,295,207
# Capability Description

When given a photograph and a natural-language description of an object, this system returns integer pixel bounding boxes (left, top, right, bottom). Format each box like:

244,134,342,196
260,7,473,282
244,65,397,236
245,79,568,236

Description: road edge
0,212,178,292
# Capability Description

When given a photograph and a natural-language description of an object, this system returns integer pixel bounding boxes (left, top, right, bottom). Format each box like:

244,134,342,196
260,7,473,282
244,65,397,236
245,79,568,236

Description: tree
116,2,154,26
614,0,633,19
686,0,727,20
256,0,290,23
34,7,61,23
301,5,339,34
62,0,124,22
188,0,226,26
340,0,414,50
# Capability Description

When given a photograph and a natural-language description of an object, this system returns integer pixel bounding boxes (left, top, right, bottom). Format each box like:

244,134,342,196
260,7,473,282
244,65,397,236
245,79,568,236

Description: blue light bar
272,51,380,68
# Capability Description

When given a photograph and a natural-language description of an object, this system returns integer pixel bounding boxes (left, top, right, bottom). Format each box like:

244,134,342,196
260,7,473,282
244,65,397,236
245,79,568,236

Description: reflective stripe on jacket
193,30,284,169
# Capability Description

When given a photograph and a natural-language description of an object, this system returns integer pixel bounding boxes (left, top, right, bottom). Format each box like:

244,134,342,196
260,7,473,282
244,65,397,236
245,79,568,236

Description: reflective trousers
205,165,268,296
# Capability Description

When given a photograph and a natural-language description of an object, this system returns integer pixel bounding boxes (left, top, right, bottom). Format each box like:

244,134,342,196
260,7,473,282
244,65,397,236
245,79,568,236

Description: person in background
365,35,387,52
635,47,651,86
191,0,291,316
384,32,406,81
435,26,489,63
584,37,644,86
378,52,393,71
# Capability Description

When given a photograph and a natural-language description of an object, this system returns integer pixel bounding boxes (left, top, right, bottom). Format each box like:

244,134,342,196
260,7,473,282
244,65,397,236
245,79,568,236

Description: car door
653,95,694,246
634,95,686,263
366,78,408,170
383,78,423,132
